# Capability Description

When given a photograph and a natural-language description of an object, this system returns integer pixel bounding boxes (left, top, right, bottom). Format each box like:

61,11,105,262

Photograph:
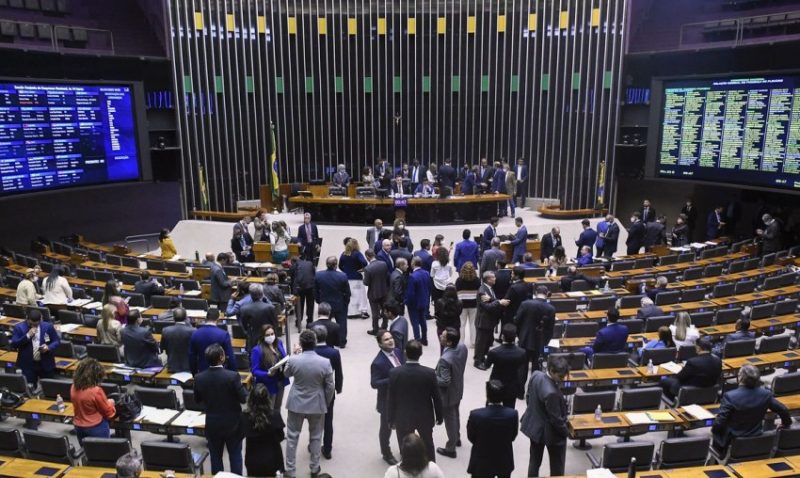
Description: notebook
624,412,652,425
646,411,675,422
684,404,715,420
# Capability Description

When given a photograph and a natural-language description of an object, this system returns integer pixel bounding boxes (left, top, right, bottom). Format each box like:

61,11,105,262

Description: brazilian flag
270,123,280,200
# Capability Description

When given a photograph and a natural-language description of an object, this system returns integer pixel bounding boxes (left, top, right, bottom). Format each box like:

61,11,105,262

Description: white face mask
398,224,405,230
630,217,636,223
264,335,276,345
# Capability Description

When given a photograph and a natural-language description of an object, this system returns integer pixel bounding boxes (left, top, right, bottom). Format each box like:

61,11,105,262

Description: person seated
711,364,791,453
713,318,755,357
332,163,350,187
579,308,629,359
521,253,539,269
120,311,162,369
133,271,165,306
641,326,675,351
414,179,435,197
671,311,700,349
643,276,669,302
116,451,144,478
576,246,594,266
391,175,408,196
635,297,664,320
660,336,721,400
559,265,597,292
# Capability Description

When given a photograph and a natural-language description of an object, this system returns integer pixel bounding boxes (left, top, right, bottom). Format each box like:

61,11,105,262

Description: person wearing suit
364,249,390,334
315,257,351,347
595,218,609,258
239,284,278,350
480,237,505,272
409,159,426,192
514,286,555,374
706,206,726,240
388,340,443,462
576,246,594,267
600,215,620,258
371,330,404,465
462,166,478,195
672,216,690,247
231,225,254,262
757,213,782,254
502,268,533,327
250,324,290,409
366,219,385,253
312,326,343,460
438,159,457,197
160,308,194,373
194,344,248,475
282,330,335,478
681,199,698,241
713,318,756,357
491,162,507,216
435,328,468,458
559,265,597,292
515,158,528,208
454,230,480,272
639,199,656,223
575,219,597,258
387,258,408,313
414,239,434,273
298,212,320,262
509,217,528,263
626,211,646,255
486,324,528,409
189,309,237,374
390,238,414,265
308,303,341,349
384,303,409,362
377,239,395,275
636,297,665,321
643,276,669,302
133,272,164,306
521,357,570,477
415,179,435,196
475,271,509,370
331,164,350,187
120,312,161,369
290,256,316,326
660,336,721,400
481,217,499,256
209,253,233,308
504,162,517,217
391,175,409,196
405,257,432,345
10,309,60,387
580,308,629,359
467,380,519,478
478,157,494,190
540,227,563,263
644,216,667,252
712,364,791,452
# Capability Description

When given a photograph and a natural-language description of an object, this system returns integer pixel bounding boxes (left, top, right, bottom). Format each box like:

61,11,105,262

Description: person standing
250,324,290,408
15,268,39,306
189,309,237,374
644,215,667,252
385,303,409,362
241,383,285,477
209,253,233,309
486,324,528,408
367,219,385,251
502,267,533,328
70,358,116,444
681,198,698,241
515,158,528,208
757,213,782,254
454,230,480,273
480,237,506,273
308,303,341,349
290,256,316,327
239,284,278,350
509,217,528,263
41,266,72,306
298,212,320,262
456,262,481,348
406,257,432,345
462,166,477,196
438,158,457,197
160,308,193,373
364,248,390,335
626,211,646,255
387,257,409,313
595,217,608,258
133,271,164,306
194,344,247,475
640,199,656,223
706,205,726,240
377,238,396,274
521,356,570,477
540,227,563,263
575,219,597,258
514,286,556,375
413,239,434,273
313,326,343,460
340,238,369,319
282,330,335,478
504,161,517,217
434,285,462,339
387,340,443,462
600,215,620,258
467,380,519,478
481,217,500,255
474,271,509,370
315,256,351,348
384,434,445,478
430,247,454,304
491,161,507,217
371,329,404,465
434,328,468,459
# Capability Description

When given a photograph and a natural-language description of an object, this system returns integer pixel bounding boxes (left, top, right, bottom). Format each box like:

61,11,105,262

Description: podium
500,240,542,264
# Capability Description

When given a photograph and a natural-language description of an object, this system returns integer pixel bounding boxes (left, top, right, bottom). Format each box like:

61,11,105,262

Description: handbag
0,387,23,408
109,392,142,421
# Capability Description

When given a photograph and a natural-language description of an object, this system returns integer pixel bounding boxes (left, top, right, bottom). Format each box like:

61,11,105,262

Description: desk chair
570,280,591,292
589,296,616,312
681,268,703,281
659,255,678,266
0,427,24,457
727,260,745,274
680,287,707,303
618,319,643,334
644,316,674,333
773,426,800,457
610,261,634,272
39,378,74,401
82,437,132,468
551,299,577,313
94,271,115,283
151,295,173,308
620,387,662,412
571,390,616,450
146,259,165,271
620,295,644,309
712,283,735,298
722,339,756,358
76,268,95,280
677,252,695,263
703,264,723,277
707,431,776,465
734,279,757,294
771,371,800,396
105,255,123,266
591,353,629,369
654,436,711,469
0,373,31,396
23,430,83,465
743,258,762,271
165,262,188,273
549,352,586,371
763,276,783,290
134,387,181,410
586,441,654,473
634,257,655,269
663,385,719,408
140,441,208,475
1,303,26,319
174,279,200,291
564,322,599,338
121,292,146,308
121,257,141,269
654,291,680,306
762,253,777,267
4,275,20,289
181,298,208,311
86,344,122,363
715,307,742,325
523,268,546,278
750,303,775,320
691,311,715,327
182,389,204,412
758,334,791,354
70,287,87,300
676,345,697,362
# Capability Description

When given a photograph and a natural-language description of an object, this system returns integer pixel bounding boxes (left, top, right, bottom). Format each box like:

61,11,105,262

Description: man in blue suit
580,308,629,360
377,239,395,277
575,219,597,258
462,166,477,195
481,217,499,255
370,329,405,465
405,257,432,345
11,309,60,388
313,326,343,460
298,212,320,262
492,161,507,216
414,179,435,197
509,217,528,263
438,158,457,197
515,158,528,209
315,256,352,348
413,239,434,273
707,205,726,240
454,229,479,272
189,308,237,374
467,380,519,478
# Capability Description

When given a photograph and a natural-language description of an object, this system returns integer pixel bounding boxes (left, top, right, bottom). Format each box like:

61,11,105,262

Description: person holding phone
11,309,60,388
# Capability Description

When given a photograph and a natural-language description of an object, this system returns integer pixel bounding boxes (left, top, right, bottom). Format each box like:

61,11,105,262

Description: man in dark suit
462,166,477,195
454,229,480,272
231,225,254,262
681,198,698,241
467,380,519,478
290,256,316,327
626,211,646,255
502,267,533,327
491,161,507,216
521,356,569,477
377,239,395,275
514,285,555,374
315,256,351,347
409,159,426,192
580,308,629,359
366,219,384,253
308,302,341,348
10,309,59,388
636,297,665,321
475,271,509,370
194,344,247,475
643,276,669,302
390,238,413,264
639,199,656,223
438,158,457,197
486,324,528,408
312,326,343,460
509,217,528,263
559,265,597,292
239,284,278,349
757,213,782,254
661,336,722,400
435,327,468,459
414,179,435,197
391,175,408,196
712,364,791,452
405,257,432,345
133,271,164,306
160,308,194,373
600,214,620,258
540,227,562,263
384,303,409,362
706,205,726,240
370,329,405,465
478,157,494,191
515,158,528,208
481,237,505,272
713,318,755,357
575,219,597,258
413,239,434,272
189,309,237,374
298,212,320,262
481,217,499,254
331,163,350,187
387,340,443,462
644,215,667,252
493,264,513,307
364,249,390,334
209,253,233,308
387,258,408,312
120,311,162,369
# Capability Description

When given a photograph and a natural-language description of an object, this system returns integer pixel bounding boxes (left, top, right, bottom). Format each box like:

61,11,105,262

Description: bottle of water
603,280,611,292
647,359,655,374
56,394,65,412
179,283,185,299
594,404,602,421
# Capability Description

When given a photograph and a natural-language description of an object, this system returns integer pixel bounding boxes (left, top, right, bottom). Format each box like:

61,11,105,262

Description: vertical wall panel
169,0,626,211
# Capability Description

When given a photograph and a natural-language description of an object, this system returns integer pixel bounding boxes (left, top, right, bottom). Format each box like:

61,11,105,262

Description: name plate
394,198,408,207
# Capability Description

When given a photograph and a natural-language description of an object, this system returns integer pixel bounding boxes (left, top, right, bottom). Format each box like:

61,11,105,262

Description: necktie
644,208,649,218
390,352,400,367
413,167,418,182
306,224,311,240
32,327,41,361
487,286,496,300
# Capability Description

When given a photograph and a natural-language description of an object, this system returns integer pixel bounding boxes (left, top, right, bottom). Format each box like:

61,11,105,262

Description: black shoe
421,339,428,346
340,341,347,349
456,439,462,447
361,313,370,320
322,450,332,460
367,329,378,336
310,468,321,478
382,454,398,466
436,447,457,458
474,361,488,371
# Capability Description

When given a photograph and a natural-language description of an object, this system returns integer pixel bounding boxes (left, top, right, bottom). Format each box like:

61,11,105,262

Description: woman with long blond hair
96,303,122,347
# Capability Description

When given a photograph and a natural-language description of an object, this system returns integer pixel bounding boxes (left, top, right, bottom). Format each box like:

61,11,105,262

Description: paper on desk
565,291,584,298
586,469,616,478
690,242,707,249
625,412,653,425
646,411,675,422
138,407,180,425
170,372,193,383
670,246,691,252
57,323,81,333
547,339,560,349
69,298,93,307
186,309,207,318
171,410,205,427
82,302,102,310
684,404,715,420
182,290,202,297
659,361,684,374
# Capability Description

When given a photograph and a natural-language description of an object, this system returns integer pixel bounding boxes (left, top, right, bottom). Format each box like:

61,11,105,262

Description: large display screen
0,80,140,196
655,75,800,191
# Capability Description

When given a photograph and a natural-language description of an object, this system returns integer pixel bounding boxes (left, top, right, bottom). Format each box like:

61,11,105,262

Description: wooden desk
723,350,800,375
711,286,800,308
613,466,734,477
0,458,70,478
668,265,784,290
82,260,190,280
0,349,75,373
555,312,587,323
604,252,749,281
500,240,542,264
65,466,194,478
13,398,74,421
0,287,17,300
729,457,799,477
569,408,684,439
562,368,644,388
701,313,800,339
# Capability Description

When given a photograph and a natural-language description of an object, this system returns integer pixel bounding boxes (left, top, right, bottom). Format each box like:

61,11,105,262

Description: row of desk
559,457,800,477
0,457,192,478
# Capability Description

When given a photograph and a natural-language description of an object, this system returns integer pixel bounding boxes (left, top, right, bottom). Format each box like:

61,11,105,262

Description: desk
0,350,75,373
612,466,734,477
729,457,799,477
500,240,542,264
562,368,644,388
723,350,800,376
569,408,684,439
12,398,74,422
81,261,190,280
711,286,800,308
65,467,194,478
583,300,719,320
604,253,749,280
667,265,784,290
0,458,70,478
700,313,800,339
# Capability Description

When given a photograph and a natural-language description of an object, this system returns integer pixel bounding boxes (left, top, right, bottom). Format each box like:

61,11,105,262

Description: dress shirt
384,350,401,367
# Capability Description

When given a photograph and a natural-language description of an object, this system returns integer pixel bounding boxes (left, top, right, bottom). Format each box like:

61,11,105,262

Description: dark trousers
528,439,566,477
408,307,427,342
75,419,110,445
332,307,348,346
443,402,461,451
525,348,540,376
475,327,494,365
502,397,516,409
370,297,387,331
297,288,315,325
208,432,243,475
323,397,335,453
397,425,435,463
22,362,54,388
660,377,680,400
378,410,393,456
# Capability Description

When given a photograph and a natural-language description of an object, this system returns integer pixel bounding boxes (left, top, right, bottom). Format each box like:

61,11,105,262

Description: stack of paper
57,323,81,333
547,339,560,349
69,298,93,307
183,290,202,297
186,309,207,319
137,406,180,425
171,410,206,428
659,361,684,374
586,469,616,478
566,291,584,298
170,372,193,383
625,412,652,425
646,411,675,422
684,404,715,420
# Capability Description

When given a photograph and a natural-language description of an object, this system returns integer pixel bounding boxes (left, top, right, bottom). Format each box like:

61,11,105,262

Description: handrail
125,233,161,253
679,9,800,48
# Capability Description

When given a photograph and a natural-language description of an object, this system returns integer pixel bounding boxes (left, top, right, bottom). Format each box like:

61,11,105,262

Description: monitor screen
0,80,141,196
653,74,800,191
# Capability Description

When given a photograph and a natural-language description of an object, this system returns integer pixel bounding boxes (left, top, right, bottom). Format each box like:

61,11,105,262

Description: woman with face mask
250,324,290,408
